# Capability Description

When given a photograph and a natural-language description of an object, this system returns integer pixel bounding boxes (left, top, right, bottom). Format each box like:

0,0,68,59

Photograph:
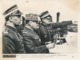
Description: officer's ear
9,16,13,22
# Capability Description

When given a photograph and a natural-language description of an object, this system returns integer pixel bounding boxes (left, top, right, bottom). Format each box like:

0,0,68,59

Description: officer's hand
45,41,52,44
46,43,55,49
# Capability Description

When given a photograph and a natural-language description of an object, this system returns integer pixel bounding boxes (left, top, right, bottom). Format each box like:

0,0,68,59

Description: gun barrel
56,12,60,23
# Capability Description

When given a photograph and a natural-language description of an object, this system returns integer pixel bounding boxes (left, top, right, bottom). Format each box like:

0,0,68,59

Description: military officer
39,11,72,45
2,5,26,54
39,11,54,45
22,13,55,53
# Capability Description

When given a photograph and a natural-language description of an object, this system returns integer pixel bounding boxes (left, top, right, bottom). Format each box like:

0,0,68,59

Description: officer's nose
19,19,22,25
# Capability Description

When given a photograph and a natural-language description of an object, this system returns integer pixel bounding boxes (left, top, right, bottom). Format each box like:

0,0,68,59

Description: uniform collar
7,25,17,32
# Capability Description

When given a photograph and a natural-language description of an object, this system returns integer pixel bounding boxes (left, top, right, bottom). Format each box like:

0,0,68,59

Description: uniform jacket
22,27,49,53
38,24,54,45
3,26,25,54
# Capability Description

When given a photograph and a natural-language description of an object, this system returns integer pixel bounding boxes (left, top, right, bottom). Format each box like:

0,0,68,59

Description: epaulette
3,28,9,35
3,30,8,35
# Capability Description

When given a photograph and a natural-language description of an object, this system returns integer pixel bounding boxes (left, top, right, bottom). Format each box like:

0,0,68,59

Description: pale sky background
0,0,80,60
0,0,80,22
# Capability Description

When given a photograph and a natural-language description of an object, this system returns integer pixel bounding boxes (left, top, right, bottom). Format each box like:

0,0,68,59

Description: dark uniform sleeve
3,34,26,54
3,36,15,54
23,33,48,53
39,26,49,44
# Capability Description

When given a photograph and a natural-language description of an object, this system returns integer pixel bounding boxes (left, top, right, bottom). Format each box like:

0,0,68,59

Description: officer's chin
33,27,38,30
47,22,52,24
